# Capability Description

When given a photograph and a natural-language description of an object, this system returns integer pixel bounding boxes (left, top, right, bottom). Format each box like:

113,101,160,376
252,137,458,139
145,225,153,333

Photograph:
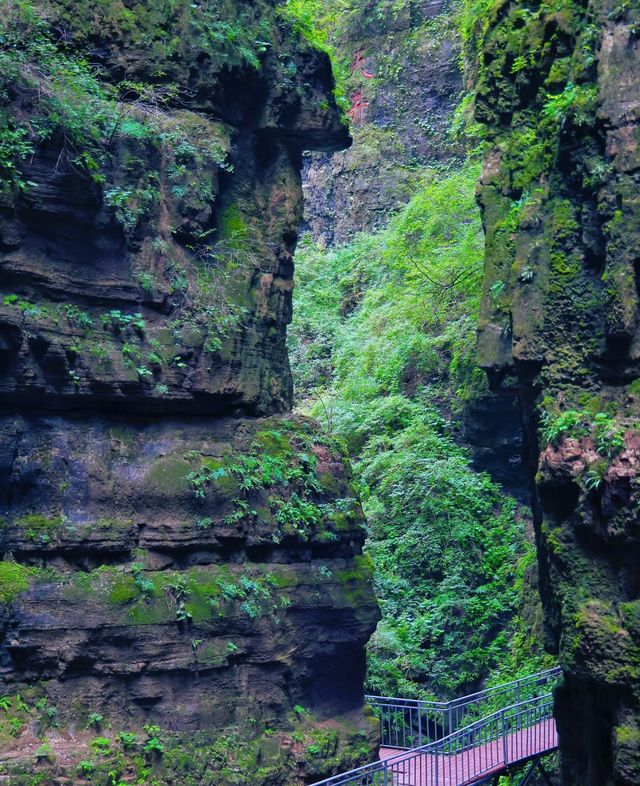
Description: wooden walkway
379,718,557,785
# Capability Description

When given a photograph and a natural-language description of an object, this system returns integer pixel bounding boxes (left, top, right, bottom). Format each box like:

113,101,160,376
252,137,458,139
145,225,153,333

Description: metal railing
365,667,560,749
310,668,561,786
311,695,557,786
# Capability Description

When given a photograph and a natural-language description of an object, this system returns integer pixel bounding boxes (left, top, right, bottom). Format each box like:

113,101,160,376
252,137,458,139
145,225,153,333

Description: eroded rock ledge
0,415,379,778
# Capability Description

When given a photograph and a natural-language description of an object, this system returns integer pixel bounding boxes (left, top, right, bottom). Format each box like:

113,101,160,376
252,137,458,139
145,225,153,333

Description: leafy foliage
184,425,356,545
361,402,526,697
540,409,626,459
290,161,550,698
291,163,486,417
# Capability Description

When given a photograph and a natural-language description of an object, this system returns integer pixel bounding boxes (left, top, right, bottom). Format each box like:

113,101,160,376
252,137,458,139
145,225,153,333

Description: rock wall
474,1,640,783
302,0,463,245
0,2,379,783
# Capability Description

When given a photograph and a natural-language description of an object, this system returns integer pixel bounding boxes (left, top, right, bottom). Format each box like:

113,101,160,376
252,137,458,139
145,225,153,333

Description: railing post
502,708,508,765
448,705,453,736
418,701,423,747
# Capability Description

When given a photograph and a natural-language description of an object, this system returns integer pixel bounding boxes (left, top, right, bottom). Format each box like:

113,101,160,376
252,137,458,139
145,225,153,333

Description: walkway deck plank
379,718,557,786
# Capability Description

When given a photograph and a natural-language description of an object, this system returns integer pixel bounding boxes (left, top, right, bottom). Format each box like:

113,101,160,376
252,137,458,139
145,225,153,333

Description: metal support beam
519,756,543,786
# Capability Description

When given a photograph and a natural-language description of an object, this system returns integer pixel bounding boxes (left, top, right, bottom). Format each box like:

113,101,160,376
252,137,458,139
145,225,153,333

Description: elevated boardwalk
311,668,560,786
379,717,557,785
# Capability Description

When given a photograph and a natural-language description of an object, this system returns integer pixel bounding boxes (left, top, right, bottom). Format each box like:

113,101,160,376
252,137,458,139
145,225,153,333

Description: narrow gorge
0,1,639,786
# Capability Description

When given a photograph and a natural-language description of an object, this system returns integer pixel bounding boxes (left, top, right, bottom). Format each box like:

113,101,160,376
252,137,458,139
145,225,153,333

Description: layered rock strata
0,1,379,782
475,1,640,783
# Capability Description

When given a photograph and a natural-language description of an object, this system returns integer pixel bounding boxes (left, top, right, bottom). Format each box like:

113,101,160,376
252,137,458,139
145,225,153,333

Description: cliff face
1,0,349,416
302,0,463,245
475,0,640,783
0,2,379,783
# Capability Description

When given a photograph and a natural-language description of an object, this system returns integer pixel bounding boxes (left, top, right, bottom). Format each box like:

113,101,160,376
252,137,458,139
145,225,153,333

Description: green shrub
117,731,138,750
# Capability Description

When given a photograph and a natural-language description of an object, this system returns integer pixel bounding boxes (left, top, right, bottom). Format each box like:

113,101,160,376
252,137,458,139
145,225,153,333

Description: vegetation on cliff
0,0,270,195
458,0,640,783
290,159,552,699
8,0,638,783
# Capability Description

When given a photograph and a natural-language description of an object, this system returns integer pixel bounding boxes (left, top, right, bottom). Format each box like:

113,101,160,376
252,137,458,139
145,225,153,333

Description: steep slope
471,0,640,783
0,2,379,784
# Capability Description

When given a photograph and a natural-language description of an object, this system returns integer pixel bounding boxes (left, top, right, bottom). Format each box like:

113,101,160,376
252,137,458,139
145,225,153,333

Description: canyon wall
475,0,640,783
302,0,464,245
300,0,530,498
0,2,379,783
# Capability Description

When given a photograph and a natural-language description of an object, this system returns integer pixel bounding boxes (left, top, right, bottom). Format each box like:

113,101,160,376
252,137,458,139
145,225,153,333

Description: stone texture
0,415,377,731
474,1,640,783
302,0,463,245
0,2,379,782
0,22,350,416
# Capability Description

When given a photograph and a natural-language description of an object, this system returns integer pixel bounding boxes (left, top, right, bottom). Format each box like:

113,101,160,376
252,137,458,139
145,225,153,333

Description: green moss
254,429,293,457
127,597,171,625
107,576,138,604
0,561,30,603
197,641,229,667
217,202,249,242
615,723,640,747
204,457,240,494
78,518,134,538
571,600,640,683
619,600,640,637
184,570,224,622
269,569,298,589
109,425,138,446
549,250,580,278
14,514,65,542
145,457,191,494
336,555,374,605
508,126,549,190
545,526,565,557
62,567,105,601
318,471,341,495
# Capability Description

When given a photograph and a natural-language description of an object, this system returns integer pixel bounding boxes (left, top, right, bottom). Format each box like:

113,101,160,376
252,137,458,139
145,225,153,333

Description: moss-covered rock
0,413,379,784
0,2,378,783
0,561,29,603
472,0,640,783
